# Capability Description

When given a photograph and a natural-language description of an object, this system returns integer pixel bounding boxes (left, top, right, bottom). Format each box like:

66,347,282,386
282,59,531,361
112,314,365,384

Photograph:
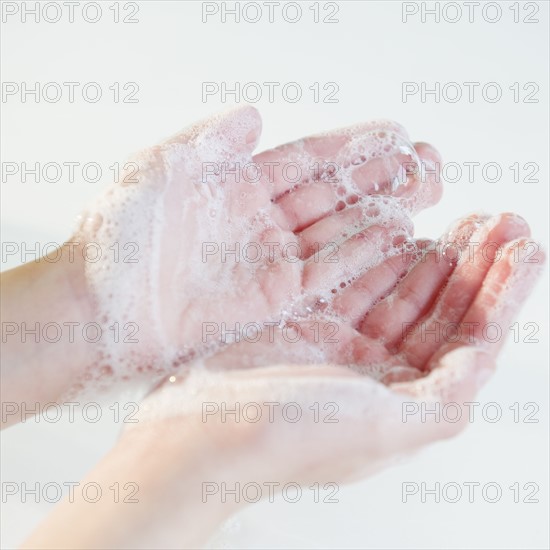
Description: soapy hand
75,106,442,387
15,110,544,550
127,211,543,489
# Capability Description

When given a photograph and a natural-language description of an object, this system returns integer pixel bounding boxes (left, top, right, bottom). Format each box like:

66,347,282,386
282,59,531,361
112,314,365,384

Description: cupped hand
125,211,543,487
23,212,543,550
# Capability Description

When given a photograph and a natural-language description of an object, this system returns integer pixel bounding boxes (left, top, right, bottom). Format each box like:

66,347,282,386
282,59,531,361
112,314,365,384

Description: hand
124,210,543,478
77,213,538,548
74,107,442,386
21,212,543,549
0,109,441,416
185,211,540,379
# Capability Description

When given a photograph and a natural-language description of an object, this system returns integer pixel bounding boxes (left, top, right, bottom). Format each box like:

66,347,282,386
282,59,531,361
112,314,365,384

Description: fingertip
503,237,546,269
238,105,263,142
406,142,443,212
223,105,263,149
376,119,409,139
488,212,532,240
414,141,442,165
442,213,490,245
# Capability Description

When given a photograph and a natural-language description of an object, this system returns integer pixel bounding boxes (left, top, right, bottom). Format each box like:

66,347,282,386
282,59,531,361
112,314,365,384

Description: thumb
386,345,496,447
164,105,262,157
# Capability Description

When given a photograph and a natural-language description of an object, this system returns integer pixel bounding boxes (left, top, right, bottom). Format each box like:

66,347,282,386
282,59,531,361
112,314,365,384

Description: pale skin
19,228,544,549
2,106,442,417
1,108,543,549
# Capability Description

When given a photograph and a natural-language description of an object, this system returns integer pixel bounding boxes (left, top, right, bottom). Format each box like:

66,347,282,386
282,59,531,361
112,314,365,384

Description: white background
1,1,549,548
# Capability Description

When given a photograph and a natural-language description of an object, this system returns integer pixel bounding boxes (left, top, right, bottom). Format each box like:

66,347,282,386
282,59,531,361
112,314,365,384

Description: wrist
1,243,94,423
105,418,249,548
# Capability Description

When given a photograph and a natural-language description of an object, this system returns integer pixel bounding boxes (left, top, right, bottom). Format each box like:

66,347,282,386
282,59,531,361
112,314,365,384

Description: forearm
21,422,244,549
1,247,92,426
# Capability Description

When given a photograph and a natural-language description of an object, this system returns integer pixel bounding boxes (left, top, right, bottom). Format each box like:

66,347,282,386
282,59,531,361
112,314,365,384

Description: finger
400,142,443,214
302,218,412,297
254,120,409,197
331,239,430,327
274,141,437,232
163,105,262,153
122,106,263,195
168,107,271,217
359,214,489,344
297,198,414,260
349,141,443,211
443,238,544,359
183,106,263,187
400,213,531,370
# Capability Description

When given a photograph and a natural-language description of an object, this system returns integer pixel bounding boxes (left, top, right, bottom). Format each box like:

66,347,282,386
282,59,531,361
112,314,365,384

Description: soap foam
73,110,430,396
